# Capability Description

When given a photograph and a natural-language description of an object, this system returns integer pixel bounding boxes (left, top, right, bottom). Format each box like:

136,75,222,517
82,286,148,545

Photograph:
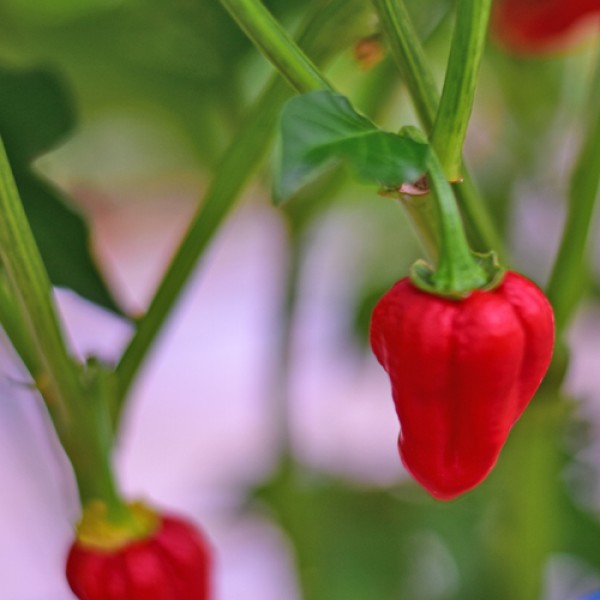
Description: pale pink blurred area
0,343,77,600
286,211,405,484
0,168,410,597
567,306,600,404
0,174,301,598
565,305,600,508
2,180,600,598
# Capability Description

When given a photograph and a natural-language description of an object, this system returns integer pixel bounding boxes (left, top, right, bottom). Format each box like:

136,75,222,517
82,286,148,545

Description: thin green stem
546,52,600,334
430,0,492,181
371,0,505,258
399,128,490,296
0,137,128,521
0,273,43,378
219,0,329,93
114,0,371,416
371,0,438,129
0,138,80,423
422,149,488,295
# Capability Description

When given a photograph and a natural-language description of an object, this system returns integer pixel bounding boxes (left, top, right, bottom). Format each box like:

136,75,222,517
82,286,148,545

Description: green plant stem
430,0,492,181
217,0,477,263
423,149,487,294
219,0,329,93
371,0,438,130
0,143,79,425
0,137,129,522
219,0,490,268
114,0,371,417
0,273,43,378
371,0,504,259
114,0,497,414
546,52,600,334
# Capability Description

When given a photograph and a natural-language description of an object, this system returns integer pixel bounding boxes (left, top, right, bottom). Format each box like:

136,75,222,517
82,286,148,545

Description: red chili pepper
370,271,554,500
491,0,600,54
66,506,211,600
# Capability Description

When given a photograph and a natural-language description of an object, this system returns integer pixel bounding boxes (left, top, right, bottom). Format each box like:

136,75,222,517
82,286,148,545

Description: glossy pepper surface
66,506,211,600
492,0,600,54
370,271,554,500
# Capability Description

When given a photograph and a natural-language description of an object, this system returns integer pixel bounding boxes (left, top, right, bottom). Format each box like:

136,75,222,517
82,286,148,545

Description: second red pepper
66,506,211,600
370,271,554,500
492,0,600,54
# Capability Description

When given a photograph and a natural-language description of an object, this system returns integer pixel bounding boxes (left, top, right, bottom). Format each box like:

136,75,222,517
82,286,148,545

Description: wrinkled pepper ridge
370,271,554,500
66,503,212,600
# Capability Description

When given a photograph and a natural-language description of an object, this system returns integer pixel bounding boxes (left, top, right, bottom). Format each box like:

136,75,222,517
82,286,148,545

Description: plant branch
219,0,330,93
371,0,505,258
0,272,43,379
430,0,492,181
114,0,370,416
0,138,81,424
425,150,487,294
0,137,128,520
546,52,600,334
371,0,439,129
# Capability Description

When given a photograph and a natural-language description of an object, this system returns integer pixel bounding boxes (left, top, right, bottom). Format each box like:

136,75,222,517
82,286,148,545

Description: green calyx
410,250,506,299
75,500,160,552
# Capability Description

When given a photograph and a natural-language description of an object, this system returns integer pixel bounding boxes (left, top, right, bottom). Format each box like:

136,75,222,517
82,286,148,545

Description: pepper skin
492,0,600,54
370,271,554,500
66,512,211,600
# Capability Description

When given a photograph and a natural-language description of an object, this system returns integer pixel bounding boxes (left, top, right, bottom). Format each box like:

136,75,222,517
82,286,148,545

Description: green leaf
275,90,429,203
0,68,75,162
0,67,123,315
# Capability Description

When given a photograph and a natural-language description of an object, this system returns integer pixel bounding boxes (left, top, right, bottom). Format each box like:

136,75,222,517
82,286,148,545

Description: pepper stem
76,501,159,551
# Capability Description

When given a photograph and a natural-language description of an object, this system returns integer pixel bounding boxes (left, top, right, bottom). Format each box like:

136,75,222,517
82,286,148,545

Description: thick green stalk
0,140,79,425
114,0,370,415
219,0,329,93
546,53,600,334
0,137,128,522
371,0,504,258
421,149,487,295
430,0,492,181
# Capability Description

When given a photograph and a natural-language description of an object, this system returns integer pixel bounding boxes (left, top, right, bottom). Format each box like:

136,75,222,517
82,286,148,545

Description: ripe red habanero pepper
66,502,211,600
370,271,554,500
492,0,600,54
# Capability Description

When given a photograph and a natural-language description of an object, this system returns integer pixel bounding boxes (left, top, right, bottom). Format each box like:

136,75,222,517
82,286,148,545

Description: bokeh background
0,0,600,598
